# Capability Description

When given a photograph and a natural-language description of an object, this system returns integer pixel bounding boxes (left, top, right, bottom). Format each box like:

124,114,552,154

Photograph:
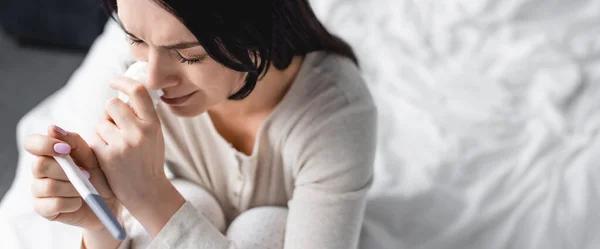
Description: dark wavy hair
102,0,358,100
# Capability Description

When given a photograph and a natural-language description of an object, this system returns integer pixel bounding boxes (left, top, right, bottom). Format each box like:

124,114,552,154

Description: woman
23,0,377,248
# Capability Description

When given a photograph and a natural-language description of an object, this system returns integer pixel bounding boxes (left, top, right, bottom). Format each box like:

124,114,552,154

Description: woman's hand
24,125,122,234
93,77,185,237
92,77,167,205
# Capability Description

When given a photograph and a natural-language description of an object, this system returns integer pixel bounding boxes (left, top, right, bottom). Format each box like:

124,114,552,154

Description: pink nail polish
53,125,68,136
81,170,91,179
53,143,71,154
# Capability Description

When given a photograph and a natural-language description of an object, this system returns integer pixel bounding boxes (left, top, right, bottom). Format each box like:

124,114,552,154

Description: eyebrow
123,29,201,50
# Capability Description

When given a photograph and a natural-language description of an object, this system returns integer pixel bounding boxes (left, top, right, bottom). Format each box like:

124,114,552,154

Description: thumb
48,125,99,170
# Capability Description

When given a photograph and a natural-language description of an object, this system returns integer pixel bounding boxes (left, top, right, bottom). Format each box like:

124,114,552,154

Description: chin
165,105,206,118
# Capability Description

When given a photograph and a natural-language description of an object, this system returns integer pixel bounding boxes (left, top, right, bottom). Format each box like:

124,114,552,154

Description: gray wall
0,28,85,199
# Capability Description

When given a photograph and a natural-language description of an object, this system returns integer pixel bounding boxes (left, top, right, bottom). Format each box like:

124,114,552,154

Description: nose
145,49,179,91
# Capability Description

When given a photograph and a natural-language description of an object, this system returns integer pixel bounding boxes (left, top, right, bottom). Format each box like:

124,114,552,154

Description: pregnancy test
52,156,126,240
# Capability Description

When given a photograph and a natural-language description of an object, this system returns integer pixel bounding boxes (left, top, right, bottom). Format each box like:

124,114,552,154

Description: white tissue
119,62,164,107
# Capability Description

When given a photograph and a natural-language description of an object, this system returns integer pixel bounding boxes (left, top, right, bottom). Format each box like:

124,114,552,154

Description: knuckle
106,97,121,108
30,180,39,197
132,84,147,96
49,199,64,212
33,198,60,219
32,198,45,214
44,179,59,194
31,157,47,178
31,181,45,198
24,135,47,155
23,135,35,153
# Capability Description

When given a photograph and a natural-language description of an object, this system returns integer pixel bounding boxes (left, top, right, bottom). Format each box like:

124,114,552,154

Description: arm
283,101,377,249
136,184,237,249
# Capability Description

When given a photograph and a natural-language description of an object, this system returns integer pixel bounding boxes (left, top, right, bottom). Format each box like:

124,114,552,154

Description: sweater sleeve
144,178,233,249
283,98,378,249
146,202,236,249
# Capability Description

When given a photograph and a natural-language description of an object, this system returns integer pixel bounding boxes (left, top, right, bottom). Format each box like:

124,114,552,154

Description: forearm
108,178,233,248
125,177,186,238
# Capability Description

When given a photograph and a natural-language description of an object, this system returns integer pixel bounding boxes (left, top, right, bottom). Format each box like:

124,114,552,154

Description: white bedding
310,0,600,248
1,0,600,248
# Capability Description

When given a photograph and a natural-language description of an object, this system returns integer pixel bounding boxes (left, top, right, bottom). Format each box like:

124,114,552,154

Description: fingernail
81,169,91,179
53,143,71,154
53,125,68,136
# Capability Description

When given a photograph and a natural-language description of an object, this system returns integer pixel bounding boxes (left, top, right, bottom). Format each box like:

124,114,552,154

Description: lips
160,91,197,105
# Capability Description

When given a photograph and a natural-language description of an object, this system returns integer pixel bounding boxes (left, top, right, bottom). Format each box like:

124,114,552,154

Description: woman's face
116,0,246,117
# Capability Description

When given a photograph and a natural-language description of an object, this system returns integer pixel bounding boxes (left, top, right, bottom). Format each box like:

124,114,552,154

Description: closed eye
127,36,143,46
125,34,205,65
175,52,206,65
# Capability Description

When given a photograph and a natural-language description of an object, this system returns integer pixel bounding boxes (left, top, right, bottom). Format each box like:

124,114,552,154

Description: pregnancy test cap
119,62,164,107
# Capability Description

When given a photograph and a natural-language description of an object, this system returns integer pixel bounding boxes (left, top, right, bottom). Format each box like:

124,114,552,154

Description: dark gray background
0,27,86,199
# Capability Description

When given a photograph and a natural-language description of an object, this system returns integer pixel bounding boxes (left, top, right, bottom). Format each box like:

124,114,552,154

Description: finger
105,97,138,130
24,134,71,157
31,156,68,181
109,77,158,122
31,178,79,198
33,197,83,220
48,125,99,170
50,208,87,227
94,118,122,145
30,158,113,199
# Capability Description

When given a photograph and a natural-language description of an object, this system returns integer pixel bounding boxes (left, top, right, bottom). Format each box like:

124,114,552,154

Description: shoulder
272,51,377,133
271,52,377,191
287,51,375,112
